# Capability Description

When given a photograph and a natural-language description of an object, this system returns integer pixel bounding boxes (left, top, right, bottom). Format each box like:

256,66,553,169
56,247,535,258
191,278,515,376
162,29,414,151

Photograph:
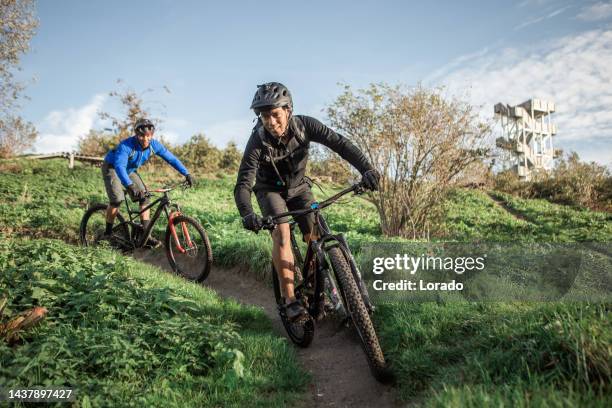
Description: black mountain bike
79,182,212,282
262,182,392,383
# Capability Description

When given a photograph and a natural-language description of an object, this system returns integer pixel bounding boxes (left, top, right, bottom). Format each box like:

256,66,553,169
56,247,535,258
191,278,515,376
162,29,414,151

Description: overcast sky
18,0,612,166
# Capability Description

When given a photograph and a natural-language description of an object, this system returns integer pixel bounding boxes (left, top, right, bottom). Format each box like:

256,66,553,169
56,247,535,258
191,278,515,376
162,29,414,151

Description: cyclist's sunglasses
136,125,155,134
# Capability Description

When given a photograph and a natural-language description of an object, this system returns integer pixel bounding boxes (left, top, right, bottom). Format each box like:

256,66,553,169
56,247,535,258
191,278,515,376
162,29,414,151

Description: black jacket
234,115,373,217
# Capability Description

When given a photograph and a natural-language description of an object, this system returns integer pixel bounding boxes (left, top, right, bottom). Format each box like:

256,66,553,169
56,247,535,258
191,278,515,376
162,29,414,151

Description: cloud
518,0,555,7
35,94,107,153
577,1,612,21
514,5,572,30
424,47,490,84
432,29,612,166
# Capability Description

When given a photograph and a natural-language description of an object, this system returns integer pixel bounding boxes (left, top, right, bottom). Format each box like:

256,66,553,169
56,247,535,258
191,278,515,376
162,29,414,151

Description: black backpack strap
291,115,307,148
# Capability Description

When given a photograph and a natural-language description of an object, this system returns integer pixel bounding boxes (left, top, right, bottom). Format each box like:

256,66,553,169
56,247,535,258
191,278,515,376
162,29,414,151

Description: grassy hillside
1,158,611,406
0,160,309,407
0,237,308,407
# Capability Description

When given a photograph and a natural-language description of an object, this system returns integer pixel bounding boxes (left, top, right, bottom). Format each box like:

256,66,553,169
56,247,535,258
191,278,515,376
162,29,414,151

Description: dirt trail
134,249,400,408
486,192,531,222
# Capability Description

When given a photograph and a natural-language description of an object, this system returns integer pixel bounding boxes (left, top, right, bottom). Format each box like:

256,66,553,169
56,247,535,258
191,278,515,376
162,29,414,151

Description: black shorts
255,185,316,237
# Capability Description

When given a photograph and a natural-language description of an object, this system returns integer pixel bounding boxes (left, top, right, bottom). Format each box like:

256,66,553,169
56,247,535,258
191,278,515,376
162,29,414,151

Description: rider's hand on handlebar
260,216,276,231
185,174,195,188
361,169,381,191
127,184,146,202
242,213,263,232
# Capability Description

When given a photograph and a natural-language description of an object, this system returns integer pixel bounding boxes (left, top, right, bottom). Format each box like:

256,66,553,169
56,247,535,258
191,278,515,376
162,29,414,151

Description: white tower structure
494,99,558,181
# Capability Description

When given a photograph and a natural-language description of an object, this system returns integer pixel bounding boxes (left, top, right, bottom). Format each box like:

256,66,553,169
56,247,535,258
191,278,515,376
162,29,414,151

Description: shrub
494,152,612,212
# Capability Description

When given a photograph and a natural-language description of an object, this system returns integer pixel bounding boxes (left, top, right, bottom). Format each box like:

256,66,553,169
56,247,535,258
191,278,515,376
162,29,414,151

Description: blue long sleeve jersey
104,136,189,187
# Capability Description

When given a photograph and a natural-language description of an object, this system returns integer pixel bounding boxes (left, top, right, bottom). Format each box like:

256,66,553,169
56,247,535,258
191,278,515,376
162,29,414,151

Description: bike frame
110,185,186,250
269,184,375,316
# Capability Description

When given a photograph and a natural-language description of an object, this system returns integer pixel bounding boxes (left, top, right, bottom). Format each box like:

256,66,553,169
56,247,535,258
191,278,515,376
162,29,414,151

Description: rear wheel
79,204,130,249
272,263,315,348
328,247,393,383
165,214,212,282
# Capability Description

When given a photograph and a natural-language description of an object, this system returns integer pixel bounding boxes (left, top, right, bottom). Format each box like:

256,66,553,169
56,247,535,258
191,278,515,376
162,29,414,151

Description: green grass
2,158,611,406
440,189,540,241
489,191,612,242
376,301,611,406
1,159,609,276
441,189,612,242
0,237,308,407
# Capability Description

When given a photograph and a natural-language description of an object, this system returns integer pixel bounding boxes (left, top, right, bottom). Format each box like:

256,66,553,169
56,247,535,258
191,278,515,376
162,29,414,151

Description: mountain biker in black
234,82,380,320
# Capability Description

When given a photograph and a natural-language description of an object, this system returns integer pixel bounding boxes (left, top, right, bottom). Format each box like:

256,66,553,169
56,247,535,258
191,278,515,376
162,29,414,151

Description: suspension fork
168,210,193,253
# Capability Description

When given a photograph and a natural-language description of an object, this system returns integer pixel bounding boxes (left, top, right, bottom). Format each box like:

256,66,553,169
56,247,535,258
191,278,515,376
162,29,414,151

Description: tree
98,79,162,141
327,83,492,239
76,129,116,157
174,133,222,172
308,144,351,184
220,141,242,171
0,0,38,158
0,115,36,158
78,80,168,155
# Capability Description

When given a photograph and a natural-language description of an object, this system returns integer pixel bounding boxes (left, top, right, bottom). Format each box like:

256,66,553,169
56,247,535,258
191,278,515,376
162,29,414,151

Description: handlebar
145,181,190,197
260,182,367,231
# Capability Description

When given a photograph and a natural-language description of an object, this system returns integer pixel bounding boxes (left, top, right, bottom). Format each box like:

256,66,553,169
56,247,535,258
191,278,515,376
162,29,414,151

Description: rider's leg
105,205,118,224
288,186,318,243
140,206,150,225
102,162,125,235
129,171,150,228
272,223,296,301
256,190,304,306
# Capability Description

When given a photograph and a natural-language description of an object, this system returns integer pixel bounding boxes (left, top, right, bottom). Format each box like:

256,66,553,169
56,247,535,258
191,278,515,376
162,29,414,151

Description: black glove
185,174,195,187
361,169,380,191
127,184,146,202
242,213,263,232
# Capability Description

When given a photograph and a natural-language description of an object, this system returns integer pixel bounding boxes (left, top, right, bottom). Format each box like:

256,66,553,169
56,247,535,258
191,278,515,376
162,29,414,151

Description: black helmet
250,82,292,114
134,118,155,135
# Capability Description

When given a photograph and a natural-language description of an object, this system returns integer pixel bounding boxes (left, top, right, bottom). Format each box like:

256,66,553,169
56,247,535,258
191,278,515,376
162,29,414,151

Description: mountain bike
79,181,212,282
262,182,392,383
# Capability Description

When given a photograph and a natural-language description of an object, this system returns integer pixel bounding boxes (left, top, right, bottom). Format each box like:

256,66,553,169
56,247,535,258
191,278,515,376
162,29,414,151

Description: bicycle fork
168,211,194,254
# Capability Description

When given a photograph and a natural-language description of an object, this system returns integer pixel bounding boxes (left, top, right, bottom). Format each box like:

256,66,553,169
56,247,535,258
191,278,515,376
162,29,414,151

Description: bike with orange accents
79,181,212,282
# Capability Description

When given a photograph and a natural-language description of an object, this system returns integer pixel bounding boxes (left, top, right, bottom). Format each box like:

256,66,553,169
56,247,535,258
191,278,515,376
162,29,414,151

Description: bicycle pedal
143,238,162,249
293,313,311,324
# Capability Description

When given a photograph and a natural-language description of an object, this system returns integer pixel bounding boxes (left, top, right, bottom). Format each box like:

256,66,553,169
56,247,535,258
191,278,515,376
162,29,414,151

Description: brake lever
260,216,276,231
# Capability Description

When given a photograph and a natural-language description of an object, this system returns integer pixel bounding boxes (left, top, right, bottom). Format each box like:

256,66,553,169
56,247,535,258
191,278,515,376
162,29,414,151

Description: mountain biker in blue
101,118,194,246
234,82,380,320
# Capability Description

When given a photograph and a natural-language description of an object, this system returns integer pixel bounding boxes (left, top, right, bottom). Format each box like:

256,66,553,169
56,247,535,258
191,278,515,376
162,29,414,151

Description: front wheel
165,214,212,282
328,247,393,383
79,204,130,249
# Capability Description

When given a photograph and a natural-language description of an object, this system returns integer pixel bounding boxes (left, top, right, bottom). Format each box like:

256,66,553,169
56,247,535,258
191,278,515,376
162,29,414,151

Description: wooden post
69,152,75,169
